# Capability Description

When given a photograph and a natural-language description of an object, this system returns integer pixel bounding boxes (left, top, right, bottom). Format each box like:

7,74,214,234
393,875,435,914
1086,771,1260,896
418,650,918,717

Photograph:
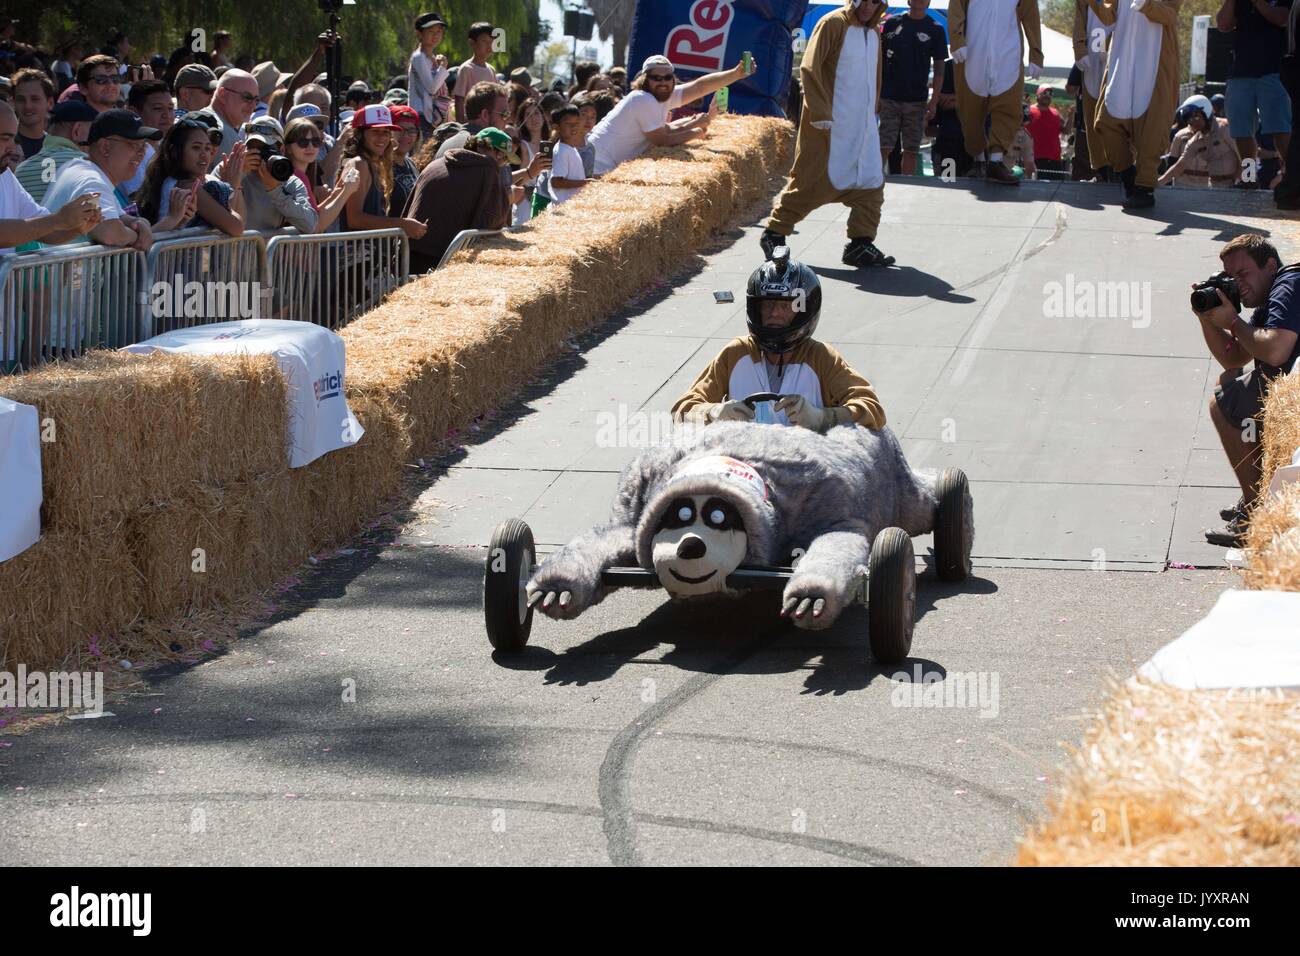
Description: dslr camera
246,135,294,182
1190,272,1241,313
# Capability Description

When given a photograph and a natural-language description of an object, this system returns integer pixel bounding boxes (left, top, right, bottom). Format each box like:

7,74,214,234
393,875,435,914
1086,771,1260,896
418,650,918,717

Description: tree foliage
1041,0,1232,81
25,1,543,87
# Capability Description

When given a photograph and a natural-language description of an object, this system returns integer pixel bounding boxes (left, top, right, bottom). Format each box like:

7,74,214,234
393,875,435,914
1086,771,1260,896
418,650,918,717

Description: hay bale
1245,481,1300,591
0,351,286,532
1261,372,1300,485
0,521,142,669
1015,679,1300,866
129,472,306,620
287,391,411,546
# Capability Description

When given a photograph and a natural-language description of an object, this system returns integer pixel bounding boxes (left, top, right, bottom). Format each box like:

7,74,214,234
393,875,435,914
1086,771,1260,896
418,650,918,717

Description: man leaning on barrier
0,102,101,254
38,108,158,251
1196,233,1300,546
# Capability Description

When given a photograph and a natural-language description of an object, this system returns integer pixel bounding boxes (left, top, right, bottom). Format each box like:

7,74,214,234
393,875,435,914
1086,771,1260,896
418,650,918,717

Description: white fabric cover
123,319,363,468
0,396,42,563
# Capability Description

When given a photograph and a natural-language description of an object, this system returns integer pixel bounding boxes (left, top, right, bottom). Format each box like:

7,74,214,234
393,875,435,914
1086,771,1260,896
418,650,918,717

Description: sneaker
1219,496,1247,523
842,238,895,268
1204,524,1247,548
1204,514,1248,548
759,228,787,260
985,161,1019,186
1122,186,1155,209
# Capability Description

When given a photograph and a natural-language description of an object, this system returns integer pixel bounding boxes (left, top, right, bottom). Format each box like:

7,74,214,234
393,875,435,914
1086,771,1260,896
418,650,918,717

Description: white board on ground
122,320,364,468
0,396,41,562
1139,589,1300,690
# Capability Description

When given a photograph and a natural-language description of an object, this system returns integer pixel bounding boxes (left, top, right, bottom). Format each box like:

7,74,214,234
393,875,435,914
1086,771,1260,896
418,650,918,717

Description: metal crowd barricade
264,228,409,330
435,229,505,271
141,227,270,337
0,244,146,374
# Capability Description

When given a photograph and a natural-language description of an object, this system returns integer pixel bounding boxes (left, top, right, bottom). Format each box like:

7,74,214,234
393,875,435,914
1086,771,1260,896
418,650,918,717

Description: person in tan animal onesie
1073,0,1115,177
947,0,1045,186
1089,0,1182,208
761,0,896,269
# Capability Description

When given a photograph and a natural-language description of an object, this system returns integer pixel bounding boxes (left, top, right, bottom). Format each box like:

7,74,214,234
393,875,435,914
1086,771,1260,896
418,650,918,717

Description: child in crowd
570,93,599,178
548,105,588,204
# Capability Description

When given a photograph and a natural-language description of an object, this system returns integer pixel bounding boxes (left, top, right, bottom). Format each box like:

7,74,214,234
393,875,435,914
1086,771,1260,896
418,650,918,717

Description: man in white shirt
588,54,755,175
40,109,158,250
409,11,451,133
0,103,101,254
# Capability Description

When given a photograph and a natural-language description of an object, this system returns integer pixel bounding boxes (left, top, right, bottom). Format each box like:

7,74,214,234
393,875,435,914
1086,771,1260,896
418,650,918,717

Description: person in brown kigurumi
947,0,1044,186
1073,0,1114,178
760,0,896,269
1089,0,1182,209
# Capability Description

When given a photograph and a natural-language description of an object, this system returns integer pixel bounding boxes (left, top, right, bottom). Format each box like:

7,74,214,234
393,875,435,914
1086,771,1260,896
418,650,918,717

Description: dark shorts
1214,367,1267,432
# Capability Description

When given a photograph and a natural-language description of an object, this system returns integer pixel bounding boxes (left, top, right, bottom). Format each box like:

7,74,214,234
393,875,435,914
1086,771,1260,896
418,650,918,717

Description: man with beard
588,53,755,175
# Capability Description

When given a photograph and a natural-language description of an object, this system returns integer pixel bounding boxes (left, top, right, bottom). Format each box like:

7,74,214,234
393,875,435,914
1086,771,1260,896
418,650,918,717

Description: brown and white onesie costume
1073,0,1115,172
766,1,889,243
1090,0,1182,190
948,0,1044,167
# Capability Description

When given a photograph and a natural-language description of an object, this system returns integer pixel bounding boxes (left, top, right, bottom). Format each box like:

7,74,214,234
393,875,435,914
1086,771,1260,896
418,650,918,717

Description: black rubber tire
483,518,535,653
868,528,915,665
934,468,972,583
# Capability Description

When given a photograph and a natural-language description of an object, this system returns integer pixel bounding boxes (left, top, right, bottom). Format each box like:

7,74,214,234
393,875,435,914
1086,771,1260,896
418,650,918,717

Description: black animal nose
677,535,706,560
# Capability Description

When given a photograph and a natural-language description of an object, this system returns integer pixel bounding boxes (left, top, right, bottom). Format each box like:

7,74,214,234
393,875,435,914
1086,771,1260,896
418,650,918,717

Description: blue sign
629,0,811,117
801,4,950,39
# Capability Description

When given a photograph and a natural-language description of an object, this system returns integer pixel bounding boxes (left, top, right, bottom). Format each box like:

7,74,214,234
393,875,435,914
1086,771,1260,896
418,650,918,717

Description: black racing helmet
745,246,822,354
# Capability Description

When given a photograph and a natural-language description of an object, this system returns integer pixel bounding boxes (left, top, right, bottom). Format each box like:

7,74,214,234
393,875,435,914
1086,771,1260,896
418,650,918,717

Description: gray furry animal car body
526,421,974,630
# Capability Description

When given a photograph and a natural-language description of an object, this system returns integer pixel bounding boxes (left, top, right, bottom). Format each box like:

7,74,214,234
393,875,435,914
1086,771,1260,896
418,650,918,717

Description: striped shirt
13,136,85,205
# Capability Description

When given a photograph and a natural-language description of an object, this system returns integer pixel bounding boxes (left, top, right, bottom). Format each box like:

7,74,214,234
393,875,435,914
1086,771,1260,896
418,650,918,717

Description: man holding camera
1196,233,1300,545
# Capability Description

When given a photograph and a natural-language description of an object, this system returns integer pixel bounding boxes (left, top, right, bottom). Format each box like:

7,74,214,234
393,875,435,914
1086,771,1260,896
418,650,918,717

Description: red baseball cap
388,104,420,128
351,104,401,131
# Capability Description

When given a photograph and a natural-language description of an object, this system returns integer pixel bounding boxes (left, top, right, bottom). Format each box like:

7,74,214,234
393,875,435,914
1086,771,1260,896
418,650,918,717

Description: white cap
641,55,673,74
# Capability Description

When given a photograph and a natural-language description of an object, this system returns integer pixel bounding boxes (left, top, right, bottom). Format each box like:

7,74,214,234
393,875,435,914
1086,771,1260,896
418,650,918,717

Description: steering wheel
740,392,788,408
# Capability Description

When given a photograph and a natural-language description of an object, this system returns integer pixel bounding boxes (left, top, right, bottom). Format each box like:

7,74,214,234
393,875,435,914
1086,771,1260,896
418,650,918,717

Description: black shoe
760,228,788,260
967,160,986,179
1122,185,1155,209
1118,165,1137,200
1219,496,1247,523
1096,165,1113,183
842,238,895,268
985,161,1020,186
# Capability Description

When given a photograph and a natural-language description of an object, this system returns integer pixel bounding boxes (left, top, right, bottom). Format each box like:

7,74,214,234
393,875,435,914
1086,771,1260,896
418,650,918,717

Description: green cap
474,126,520,164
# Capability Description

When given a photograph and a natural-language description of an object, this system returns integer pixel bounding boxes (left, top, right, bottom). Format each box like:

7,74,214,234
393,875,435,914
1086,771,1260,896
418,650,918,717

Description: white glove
1026,63,1042,80
775,395,828,431
951,47,968,64
1131,0,1147,9
709,400,755,423
810,120,833,130
1074,57,1089,70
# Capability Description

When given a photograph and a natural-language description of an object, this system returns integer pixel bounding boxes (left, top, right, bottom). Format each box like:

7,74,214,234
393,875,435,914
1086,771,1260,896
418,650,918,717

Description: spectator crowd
0,11,749,275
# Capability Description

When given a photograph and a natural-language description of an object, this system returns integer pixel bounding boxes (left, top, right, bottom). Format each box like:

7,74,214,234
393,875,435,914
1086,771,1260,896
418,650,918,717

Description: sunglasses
88,75,121,86
291,136,323,148
647,72,675,82
226,90,258,104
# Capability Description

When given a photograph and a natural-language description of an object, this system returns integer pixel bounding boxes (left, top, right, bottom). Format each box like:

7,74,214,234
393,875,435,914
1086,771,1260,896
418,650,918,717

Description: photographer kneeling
1196,234,1300,546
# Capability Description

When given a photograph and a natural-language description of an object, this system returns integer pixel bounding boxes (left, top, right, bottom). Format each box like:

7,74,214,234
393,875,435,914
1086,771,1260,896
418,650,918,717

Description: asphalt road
0,178,1282,866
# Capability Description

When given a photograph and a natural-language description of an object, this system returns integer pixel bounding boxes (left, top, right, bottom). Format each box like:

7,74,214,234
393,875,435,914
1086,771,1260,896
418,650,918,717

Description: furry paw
526,560,599,620
780,570,853,630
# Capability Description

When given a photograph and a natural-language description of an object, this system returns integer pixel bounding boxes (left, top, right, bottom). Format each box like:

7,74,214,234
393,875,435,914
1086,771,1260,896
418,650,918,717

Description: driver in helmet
671,247,886,431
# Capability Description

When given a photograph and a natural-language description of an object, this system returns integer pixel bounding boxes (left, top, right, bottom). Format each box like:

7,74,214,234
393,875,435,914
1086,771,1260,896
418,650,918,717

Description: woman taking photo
284,117,358,232
135,117,245,235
